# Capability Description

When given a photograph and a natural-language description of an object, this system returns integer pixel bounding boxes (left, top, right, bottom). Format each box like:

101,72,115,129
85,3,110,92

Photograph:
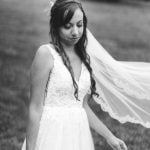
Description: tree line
93,0,150,2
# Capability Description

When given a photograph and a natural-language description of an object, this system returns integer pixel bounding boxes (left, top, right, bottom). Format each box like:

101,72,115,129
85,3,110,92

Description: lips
71,37,80,41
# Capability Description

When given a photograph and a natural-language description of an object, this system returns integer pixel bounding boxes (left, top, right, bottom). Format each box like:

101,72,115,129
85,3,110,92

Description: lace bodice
43,44,91,108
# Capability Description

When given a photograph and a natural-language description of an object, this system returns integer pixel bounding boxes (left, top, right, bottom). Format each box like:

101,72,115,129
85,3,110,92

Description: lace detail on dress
43,44,91,108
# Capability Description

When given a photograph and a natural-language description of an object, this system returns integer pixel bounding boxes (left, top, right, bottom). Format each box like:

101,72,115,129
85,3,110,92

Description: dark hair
49,0,99,100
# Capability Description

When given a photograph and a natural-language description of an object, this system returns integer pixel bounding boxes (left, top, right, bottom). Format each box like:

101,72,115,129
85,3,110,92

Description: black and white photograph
0,0,150,150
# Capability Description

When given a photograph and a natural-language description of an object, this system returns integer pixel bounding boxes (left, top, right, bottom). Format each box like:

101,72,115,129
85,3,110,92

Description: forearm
26,105,43,150
84,102,114,140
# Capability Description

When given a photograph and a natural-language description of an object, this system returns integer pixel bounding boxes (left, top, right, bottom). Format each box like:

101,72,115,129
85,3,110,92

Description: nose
71,26,78,37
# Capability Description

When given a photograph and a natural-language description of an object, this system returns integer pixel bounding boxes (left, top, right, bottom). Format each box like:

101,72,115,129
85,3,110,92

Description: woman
21,0,150,150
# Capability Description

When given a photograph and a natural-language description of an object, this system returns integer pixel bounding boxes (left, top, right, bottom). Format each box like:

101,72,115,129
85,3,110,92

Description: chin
67,41,78,46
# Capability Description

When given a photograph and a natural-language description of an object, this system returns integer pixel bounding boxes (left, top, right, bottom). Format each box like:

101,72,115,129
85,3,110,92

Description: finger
120,141,128,150
113,144,122,150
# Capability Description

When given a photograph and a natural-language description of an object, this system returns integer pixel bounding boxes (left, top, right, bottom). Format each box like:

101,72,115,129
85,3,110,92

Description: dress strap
44,44,60,99
45,44,61,61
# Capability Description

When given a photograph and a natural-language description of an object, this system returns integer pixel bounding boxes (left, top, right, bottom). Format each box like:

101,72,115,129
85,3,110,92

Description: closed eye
64,24,71,29
64,21,83,29
77,21,83,27
77,24,83,28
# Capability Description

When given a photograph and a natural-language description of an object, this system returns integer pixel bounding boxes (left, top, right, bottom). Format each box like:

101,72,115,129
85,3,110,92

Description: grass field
0,0,150,150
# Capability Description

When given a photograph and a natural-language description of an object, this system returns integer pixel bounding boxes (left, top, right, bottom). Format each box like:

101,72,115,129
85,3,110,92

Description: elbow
28,102,43,120
83,100,89,110
83,94,91,109
29,96,44,112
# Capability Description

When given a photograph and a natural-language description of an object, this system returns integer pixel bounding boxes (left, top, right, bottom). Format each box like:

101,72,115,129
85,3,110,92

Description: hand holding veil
86,29,150,128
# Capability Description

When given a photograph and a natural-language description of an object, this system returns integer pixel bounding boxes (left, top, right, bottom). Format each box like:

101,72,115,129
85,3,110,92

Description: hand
106,135,128,150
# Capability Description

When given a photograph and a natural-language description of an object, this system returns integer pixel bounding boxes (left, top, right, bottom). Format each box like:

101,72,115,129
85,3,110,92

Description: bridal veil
86,29,150,128
46,0,150,128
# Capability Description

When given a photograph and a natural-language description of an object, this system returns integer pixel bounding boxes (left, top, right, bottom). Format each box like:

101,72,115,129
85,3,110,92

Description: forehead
69,8,83,23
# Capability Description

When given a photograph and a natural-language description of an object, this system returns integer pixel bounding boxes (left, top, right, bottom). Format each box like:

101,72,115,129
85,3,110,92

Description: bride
22,0,150,150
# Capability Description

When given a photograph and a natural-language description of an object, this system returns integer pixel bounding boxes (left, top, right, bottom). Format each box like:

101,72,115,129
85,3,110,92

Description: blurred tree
91,0,150,2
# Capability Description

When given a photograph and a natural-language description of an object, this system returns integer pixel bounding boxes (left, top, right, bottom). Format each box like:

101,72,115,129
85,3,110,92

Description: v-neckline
74,62,83,84
49,44,83,84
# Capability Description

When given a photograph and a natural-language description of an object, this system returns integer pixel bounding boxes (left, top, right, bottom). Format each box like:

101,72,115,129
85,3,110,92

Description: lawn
0,0,150,150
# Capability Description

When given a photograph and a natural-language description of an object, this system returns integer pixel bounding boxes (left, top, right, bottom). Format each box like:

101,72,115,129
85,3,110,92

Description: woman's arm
83,94,114,140
26,45,53,150
83,94,128,150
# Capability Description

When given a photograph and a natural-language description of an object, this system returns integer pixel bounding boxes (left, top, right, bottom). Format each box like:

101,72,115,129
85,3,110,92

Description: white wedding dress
21,44,95,150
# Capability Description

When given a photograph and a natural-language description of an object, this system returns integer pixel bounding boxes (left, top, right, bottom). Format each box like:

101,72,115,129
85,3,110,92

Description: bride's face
59,8,84,47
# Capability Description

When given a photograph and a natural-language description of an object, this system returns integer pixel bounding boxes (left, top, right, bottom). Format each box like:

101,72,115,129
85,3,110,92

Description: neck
61,43,76,54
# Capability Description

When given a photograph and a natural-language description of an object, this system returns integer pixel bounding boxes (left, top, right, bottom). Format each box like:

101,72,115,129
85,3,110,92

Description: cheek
79,27,84,36
60,29,70,38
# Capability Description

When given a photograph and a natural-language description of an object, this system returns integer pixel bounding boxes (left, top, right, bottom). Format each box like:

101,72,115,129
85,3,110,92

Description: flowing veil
86,29,150,128
45,0,150,128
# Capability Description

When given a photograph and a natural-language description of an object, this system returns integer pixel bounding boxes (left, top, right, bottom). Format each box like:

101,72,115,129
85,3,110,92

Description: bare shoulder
29,45,55,107
31,44,54,72
34,44,53,64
